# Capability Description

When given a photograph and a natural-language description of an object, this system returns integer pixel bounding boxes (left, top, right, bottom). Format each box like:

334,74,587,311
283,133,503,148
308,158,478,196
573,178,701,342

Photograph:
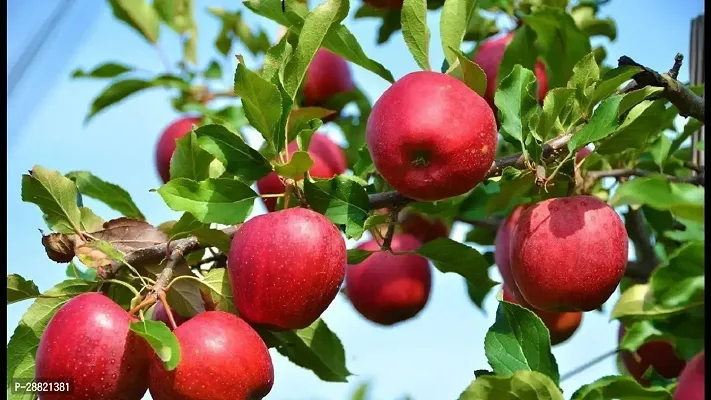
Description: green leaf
618,320,664,353
7,279,97,396
288,108,336,144
448,48,487,97
170,130,214,182
273,318,351,382
79,207,105,232
283,0,349,99
567,52,599,112
347,248,376,264
71,62,133,79
194,124,272,181
568,94,624,151
596,99,667,155
612,284,699,321
618,86,665,116
486,169,535,215
458,370,564,400
351,382,370,400
66,171,145,220
670,118,703,154
570,375,672,400
65,261,97,281
537,88,575,141
401,0,430,70
234,62,284,151
166,278,206,318
262,32,292,83
416,238,497,305
304,175,370,239
201,268,237,313
108,0,160,44
85,77,188,122
495,65,538,147
462,9,498,42
497,25,537,89
204,60,222,79
439,0,477,67
7,275,40,305
129,319,181,370
21,165,82,234
157,178,258,225
590,66,641,108
650,134,672,169
650,241,704,308
610,176,704,222
522,7,591,89
484,301,559,383
244,0,394,83
274,151,314,180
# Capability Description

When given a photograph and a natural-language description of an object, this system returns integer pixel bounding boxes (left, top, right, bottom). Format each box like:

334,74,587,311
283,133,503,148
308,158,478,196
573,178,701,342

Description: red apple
366,71,497,201
494,205,528,301
363,0,404,9
473,32,549,114
303,49,354,106
35,292,150,400
510,196,628,312
346,233,431,325
576,146,593,164
502,285,582,346
148,311,274,400
399,210,449,244
151,301,190,330
155,116,202,183
256,136,342,212
618,326,686,386
228,207,346,330
674,351,705,400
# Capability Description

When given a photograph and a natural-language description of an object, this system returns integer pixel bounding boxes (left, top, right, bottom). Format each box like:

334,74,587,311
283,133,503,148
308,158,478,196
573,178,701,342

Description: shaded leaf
347,248,375,264
570,375,672,400
166,278,207,318
194,124,272,181
66,171,145,220
129,320,181,370
304,175,369,239
497,25,537,89
449,48,487,97
201,268,237,313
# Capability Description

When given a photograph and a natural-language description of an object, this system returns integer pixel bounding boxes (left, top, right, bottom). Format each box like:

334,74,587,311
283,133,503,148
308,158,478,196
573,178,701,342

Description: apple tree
7,0,705,399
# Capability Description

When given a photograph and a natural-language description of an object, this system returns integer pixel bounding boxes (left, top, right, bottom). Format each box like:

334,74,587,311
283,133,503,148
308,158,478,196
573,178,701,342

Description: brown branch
619,54,705,122
586,168,705,186
381,208,399,251
624,207,659,283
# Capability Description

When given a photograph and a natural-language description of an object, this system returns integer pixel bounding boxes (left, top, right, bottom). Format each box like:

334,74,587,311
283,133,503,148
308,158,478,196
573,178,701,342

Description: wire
7,0,76,99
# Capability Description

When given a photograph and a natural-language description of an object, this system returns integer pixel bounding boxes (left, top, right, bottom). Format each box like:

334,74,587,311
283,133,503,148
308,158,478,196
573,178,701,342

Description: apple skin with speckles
674,351,704,400
473,32,549,115
155,116,202,184
303,49,354,106
494,205,528,302
366,71,497,202
35,292,150,400
618,325,686,386
228,207,347,330
346,233,431,325
256,133,345,212
510,195,628,312
148,311,274,400
502,285,582,346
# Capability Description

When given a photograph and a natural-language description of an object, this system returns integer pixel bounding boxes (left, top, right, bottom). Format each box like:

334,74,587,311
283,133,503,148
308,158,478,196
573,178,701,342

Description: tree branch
624,207,659,283
586,168,705,186
619,54,705,122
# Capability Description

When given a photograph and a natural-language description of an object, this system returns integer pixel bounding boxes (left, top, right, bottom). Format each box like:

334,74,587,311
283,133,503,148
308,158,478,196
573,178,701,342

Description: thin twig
586,168,705,186
560,349,620,381
625,207,660,283
381,208,399,251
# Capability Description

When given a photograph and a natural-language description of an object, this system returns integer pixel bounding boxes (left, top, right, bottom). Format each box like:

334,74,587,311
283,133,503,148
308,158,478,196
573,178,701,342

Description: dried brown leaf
91,218,169,253
41,233,81,263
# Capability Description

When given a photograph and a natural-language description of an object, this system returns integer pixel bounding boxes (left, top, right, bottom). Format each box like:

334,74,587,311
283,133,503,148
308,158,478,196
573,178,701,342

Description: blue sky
6,1,704,399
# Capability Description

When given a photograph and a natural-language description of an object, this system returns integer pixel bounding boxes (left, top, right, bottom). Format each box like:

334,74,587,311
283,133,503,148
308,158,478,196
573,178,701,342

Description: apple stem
128,294,157,317
158,291,179,330
381,208,400,251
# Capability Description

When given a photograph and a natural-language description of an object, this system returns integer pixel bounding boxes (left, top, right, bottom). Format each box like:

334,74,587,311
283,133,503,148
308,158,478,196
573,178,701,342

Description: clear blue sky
6,1,704,399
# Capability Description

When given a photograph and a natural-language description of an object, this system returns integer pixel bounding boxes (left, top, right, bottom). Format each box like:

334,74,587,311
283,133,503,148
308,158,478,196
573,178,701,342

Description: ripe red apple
35,292,150,400
502,285,582,346
366,71,497,201
510,195,628,312
363,0,404,9
155,116,202,183
256,134,344,212
398,210,450,244
228,207,346,330
494,205,528,301
345,233,431,325
473,32,549,114
618,326,686,386
576,146,593,164
674,351,705,400
303,49,354,106
148,311,274,400
151,301,190,329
